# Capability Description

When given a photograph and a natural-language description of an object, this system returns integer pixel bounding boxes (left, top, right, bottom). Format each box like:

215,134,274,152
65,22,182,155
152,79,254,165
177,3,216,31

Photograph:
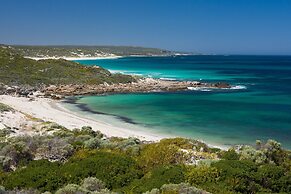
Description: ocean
65,55,291,148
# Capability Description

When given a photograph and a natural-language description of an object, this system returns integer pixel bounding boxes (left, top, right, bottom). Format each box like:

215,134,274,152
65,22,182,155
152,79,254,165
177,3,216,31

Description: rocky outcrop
0,78,231,98
213,82,231,88
42,78,231,97
0,84,40,96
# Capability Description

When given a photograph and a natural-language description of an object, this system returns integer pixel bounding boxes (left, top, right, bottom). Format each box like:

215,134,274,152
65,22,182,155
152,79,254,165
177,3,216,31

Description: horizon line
2,43,291,56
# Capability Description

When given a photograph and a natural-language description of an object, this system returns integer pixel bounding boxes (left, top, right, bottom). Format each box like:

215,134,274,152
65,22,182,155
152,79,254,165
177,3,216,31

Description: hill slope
10,45,177,58
0,46,135,86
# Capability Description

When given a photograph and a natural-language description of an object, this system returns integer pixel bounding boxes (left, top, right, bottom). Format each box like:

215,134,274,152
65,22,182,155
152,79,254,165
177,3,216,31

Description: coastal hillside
9,45,178,58
0,46,135,86
0,45,228,97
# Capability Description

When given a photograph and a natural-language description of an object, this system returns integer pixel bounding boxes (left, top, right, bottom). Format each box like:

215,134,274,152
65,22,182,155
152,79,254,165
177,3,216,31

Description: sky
0,0,291,55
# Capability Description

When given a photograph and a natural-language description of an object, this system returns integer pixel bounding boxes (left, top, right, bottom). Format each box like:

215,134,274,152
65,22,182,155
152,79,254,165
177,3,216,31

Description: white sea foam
109,70,143,76
131,73,143,76
109,69,125,74
230,85,247,90
187,87,212,92
188,85,247,91
159,78,177,81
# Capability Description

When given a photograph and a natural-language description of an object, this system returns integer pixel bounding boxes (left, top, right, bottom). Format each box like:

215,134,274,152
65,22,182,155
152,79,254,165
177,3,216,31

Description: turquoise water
71,56,291,148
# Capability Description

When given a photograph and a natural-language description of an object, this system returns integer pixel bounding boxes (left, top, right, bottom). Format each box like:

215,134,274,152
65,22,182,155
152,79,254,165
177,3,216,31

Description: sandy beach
0,95,228,149
0,95,166,141
24,55,122,61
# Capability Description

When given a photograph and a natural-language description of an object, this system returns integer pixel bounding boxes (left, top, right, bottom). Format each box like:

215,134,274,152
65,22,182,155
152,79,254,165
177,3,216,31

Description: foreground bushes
55,177,113,194
61,151,142,189
187,165,219,186
0,125,290,193
1,160,63,192
137,138,211,171
144,183,209,194
1,151,141,192
122,165,186,193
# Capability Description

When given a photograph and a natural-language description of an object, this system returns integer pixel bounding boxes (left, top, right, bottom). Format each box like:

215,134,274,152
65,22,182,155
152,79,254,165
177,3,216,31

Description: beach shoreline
0,95,167,141
24,55,122,61
0,95,228,150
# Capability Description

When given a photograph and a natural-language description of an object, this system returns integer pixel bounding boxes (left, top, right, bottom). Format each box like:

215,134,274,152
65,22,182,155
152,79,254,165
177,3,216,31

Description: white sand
0,95,165,141
24,56,122,61
0,95,228,149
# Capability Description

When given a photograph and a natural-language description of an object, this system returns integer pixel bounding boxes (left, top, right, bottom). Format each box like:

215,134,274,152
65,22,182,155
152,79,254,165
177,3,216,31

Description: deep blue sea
70,55,291,148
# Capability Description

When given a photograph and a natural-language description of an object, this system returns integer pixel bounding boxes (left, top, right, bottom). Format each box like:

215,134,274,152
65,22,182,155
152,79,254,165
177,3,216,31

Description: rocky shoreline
0,78,231,98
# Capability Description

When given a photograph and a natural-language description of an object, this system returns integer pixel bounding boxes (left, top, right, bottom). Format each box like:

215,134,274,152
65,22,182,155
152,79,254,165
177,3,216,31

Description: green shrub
73,126,103,138
220,149,239,160
84,138,101,149
56,177,114,194
81,177,106,192
211,160,259,193
0,129,290,194
55,184,86,194
2,160,63,192
144,183,209,194
239,139,287,165
160,182,209,194
138,139,186,171
52,128,75,138
155,138,209,151
239,145,267,164
255,164,290,192
61,151,142,189
123,165,186,193
186,165,220,186
0,142,33,171
34,137,74,162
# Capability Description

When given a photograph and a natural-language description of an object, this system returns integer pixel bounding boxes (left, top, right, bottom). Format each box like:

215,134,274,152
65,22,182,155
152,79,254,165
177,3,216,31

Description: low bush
122,165,186,193
60,151,142,189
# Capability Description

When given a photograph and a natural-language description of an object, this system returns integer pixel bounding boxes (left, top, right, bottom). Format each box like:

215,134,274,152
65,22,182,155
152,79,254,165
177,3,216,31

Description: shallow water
70,55,291,148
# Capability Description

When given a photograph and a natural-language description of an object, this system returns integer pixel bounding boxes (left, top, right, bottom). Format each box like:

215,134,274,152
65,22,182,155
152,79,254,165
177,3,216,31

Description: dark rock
213,82,231,88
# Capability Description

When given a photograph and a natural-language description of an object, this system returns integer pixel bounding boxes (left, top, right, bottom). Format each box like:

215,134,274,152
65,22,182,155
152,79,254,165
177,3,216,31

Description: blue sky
0,0,291,55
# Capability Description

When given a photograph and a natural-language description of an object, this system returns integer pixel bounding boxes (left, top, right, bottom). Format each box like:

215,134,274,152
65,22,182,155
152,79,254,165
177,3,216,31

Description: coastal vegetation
0,45,228,97
0,103,13,112
10,45,176,58
0,119,290,193
0,46,135,87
